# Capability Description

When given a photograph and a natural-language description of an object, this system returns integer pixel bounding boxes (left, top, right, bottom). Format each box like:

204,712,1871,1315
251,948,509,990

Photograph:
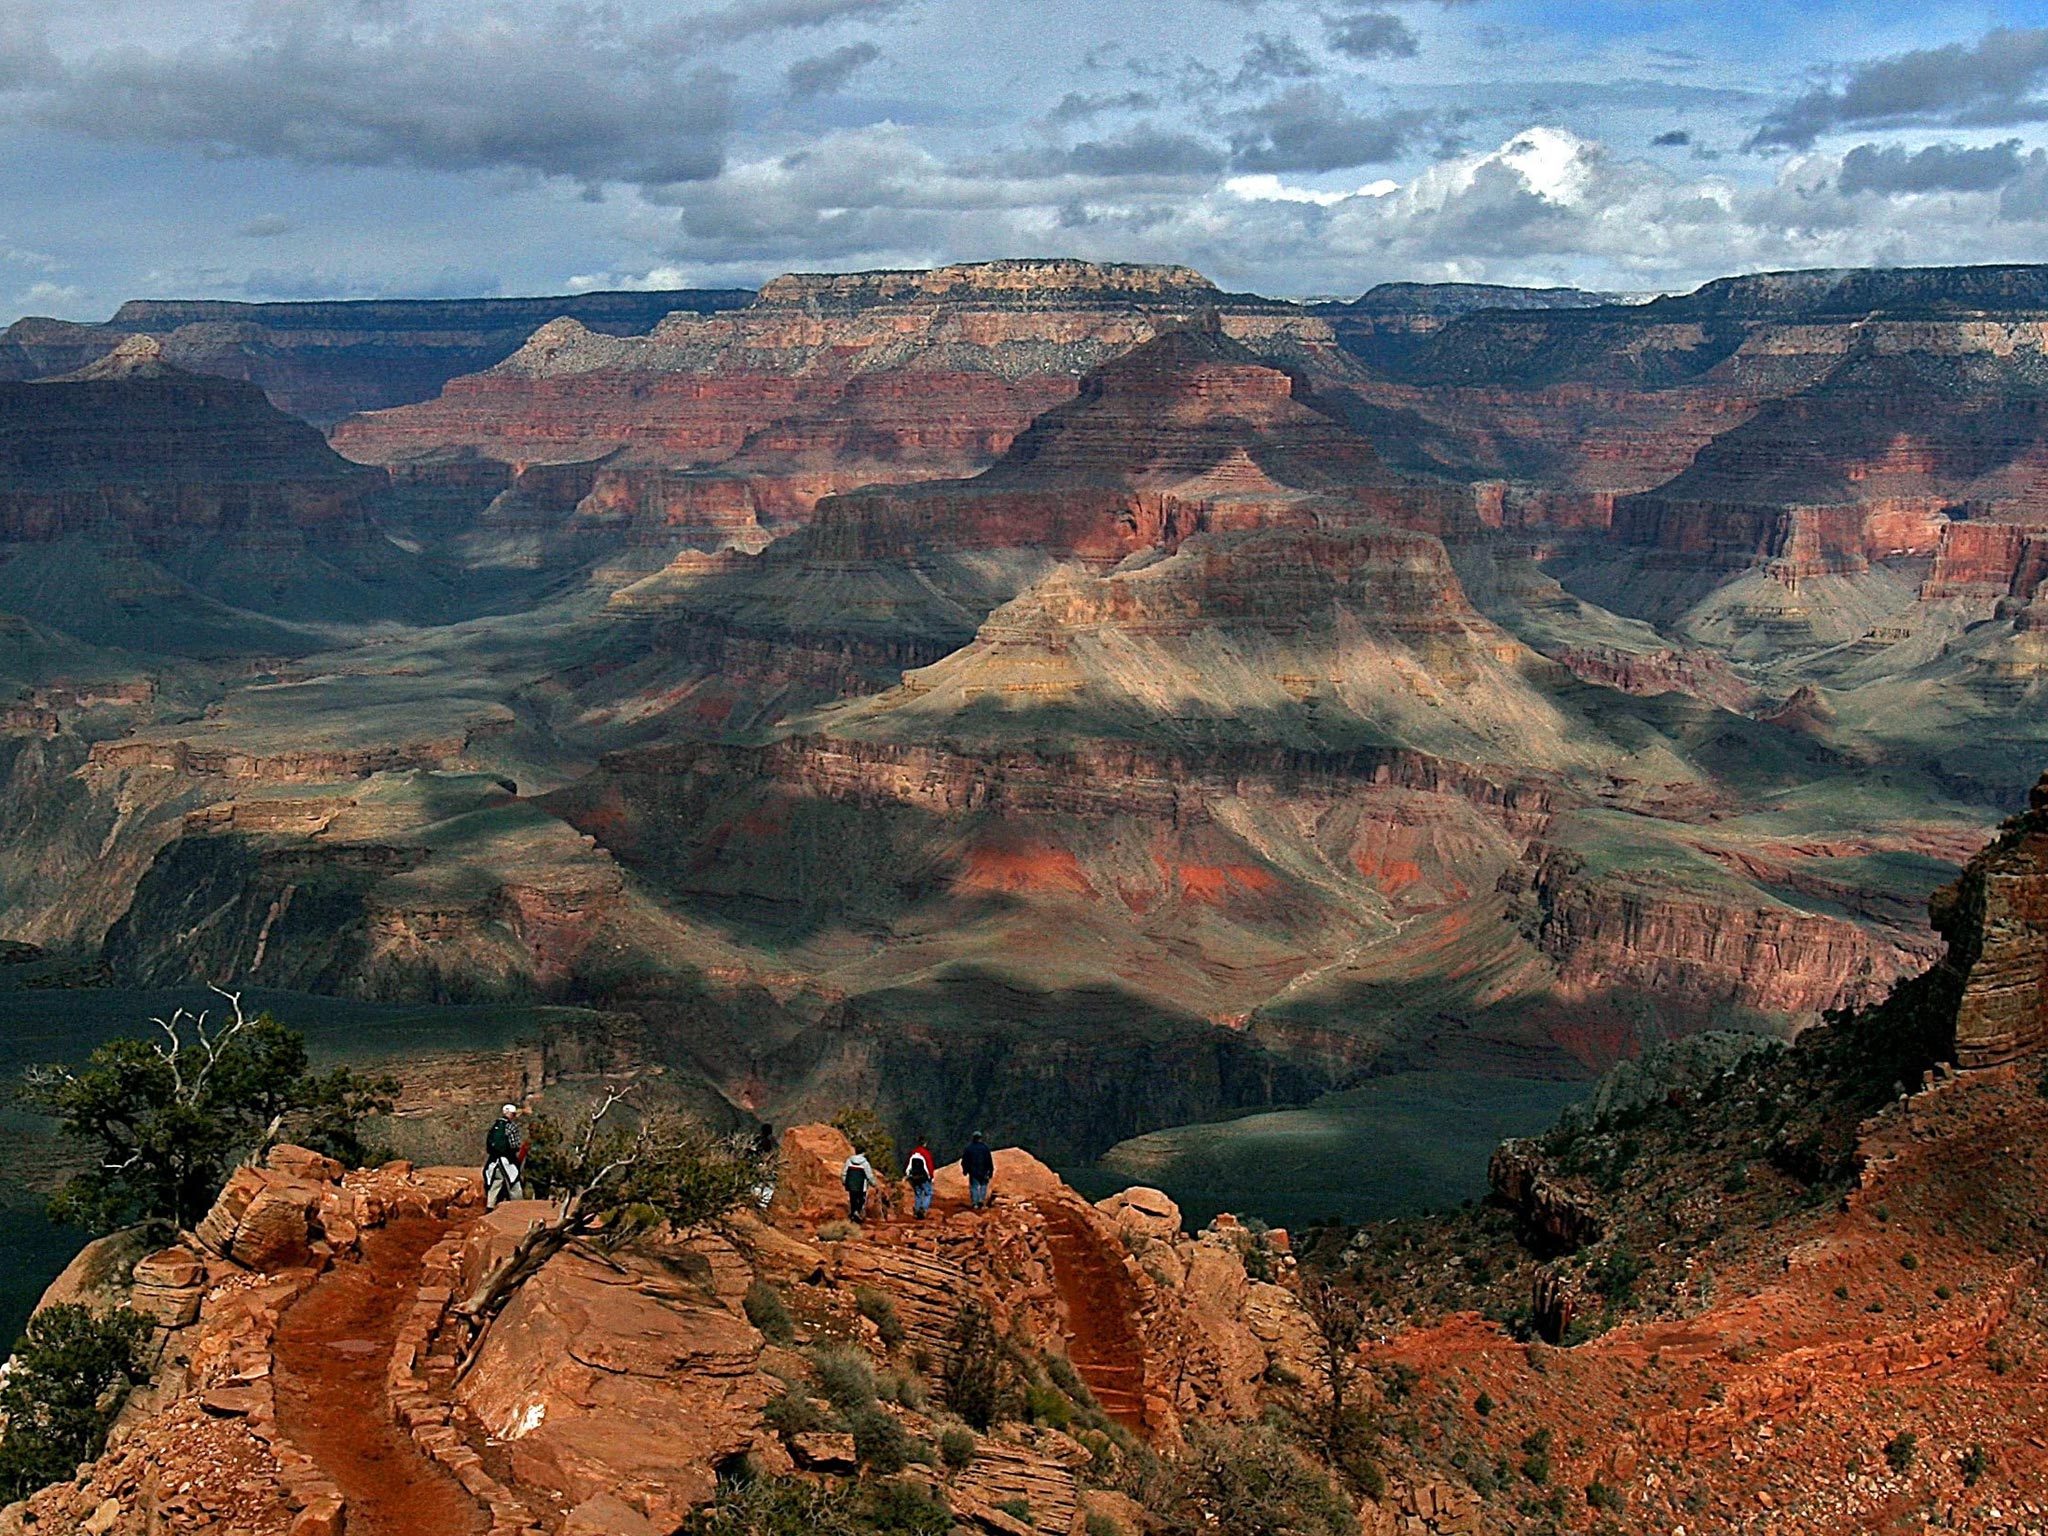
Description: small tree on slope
456,1090,770,1327
21,988,397,1230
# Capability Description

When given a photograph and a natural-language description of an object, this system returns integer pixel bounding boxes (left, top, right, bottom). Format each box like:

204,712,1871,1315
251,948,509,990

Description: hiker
843,1149,877,1221
962,1131,995,1211
905,1137,935,1220
484,1103,526,1210
752,1123,777,1210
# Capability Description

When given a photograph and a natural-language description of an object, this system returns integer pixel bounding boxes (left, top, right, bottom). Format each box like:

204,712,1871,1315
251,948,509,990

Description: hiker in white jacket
843,1151,877,1221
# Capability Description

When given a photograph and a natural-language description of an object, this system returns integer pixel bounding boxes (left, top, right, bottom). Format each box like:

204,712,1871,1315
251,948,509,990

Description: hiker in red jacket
905,1138,935,1220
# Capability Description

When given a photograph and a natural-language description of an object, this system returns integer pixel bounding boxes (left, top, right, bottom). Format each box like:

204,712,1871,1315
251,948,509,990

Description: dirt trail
1035,1203,1149,1432
272,1214,486,1536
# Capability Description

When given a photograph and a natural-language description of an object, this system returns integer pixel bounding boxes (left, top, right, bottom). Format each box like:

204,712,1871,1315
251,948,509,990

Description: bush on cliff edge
0,1304,151,1501
21,989,396,1230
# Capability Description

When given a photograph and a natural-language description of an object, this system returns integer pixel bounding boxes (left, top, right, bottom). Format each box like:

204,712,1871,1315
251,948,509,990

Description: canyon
3,257,2048,1174
11,787,2048,1536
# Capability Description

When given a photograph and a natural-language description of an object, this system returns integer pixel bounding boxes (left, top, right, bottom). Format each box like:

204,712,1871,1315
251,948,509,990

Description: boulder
129,1247,208,1328
789,1432,858,1472
229,1184,314,1271
564,1493,659,1536
1097,1187,1182,1240
767,1124,857,1225
266,1145,345,1184
457,1240,780,1530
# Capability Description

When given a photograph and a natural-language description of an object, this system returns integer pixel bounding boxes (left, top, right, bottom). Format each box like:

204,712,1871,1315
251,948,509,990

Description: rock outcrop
1933,772,2048,1067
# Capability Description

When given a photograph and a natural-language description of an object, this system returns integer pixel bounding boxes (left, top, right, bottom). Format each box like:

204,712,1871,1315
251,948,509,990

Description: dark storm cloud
1233,34,1321,91
787,42,881,99
1048,90,1159,125
1752,27,2048,149
11,5,737,190
1837,139,2034,195
0,2,57,90
1229,84,1429,171
1323,11,1419,62
1652,129,1691,147
1063,125,1228,177
676,0,912,46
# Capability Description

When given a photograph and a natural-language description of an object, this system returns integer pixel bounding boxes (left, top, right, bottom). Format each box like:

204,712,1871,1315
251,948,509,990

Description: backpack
906,1151,931,1185
844,1162,868,1193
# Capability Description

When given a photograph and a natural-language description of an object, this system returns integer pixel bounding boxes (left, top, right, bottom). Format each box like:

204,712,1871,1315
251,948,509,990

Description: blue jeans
913,1180,932,1217
969,1177,990,1209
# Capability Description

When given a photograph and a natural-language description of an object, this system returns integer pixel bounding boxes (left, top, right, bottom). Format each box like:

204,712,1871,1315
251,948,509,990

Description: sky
9,1,2048,319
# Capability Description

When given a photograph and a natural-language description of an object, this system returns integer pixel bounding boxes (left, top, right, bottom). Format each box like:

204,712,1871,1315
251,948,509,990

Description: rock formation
330,261,1337,545
0,289,751,426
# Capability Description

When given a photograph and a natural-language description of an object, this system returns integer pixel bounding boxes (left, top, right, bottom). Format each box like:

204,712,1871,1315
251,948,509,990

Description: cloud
1753,27,2048,149
1063,125,1227,178
1048,90,1159,125
1229,85,1431,171
0,1,57,90
1652,129,1691,147
5,4,737,191
1233,33,1320,91
787,42,881,99
1838,139,2033,195
1323,10,1418,62
676,0,911,47
236,215,296,239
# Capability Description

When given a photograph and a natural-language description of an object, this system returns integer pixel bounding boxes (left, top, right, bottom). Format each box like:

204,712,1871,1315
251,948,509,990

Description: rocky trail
1035,1201,1149,1431
272,1214,487,1536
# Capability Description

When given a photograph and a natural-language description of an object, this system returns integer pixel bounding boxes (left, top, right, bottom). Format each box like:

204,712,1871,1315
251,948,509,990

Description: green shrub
877,1370,927,1410
851,1407,911,1473
1155,1423,1354,1536
1473,1390,1493,1417
1586,1481,1623,1512
1044,1353,1097,1409
1898,1252,1919,1271
856,1287,907,1348
1934,1285,1954,1301
1884,1431,1916,1475
1083,1515,1121,1536
745,1281,796,1344
996,1499,1032,1525
1962,1444,1989,1486
940,1425,976,1470
942,1303,1009,1430
762,1389,829,1436
0,1305,152,1501
1024,1382,1073,1430
685,1472,951,1536
812,1346,877,1415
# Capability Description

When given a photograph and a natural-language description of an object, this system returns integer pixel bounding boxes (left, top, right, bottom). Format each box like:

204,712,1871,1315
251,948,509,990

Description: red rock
1097,1187,1183,1239
788,1431,857,1471
767,1123,858,1224
267,1146,346,1184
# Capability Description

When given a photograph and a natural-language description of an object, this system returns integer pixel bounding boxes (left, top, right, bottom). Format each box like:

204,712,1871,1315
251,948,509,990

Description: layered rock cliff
0,288,751,425
330,261,1339,542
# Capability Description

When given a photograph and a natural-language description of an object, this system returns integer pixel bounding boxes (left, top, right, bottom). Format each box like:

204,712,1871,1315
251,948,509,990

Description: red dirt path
272,1215,485,1536
1036,1203,1149,1432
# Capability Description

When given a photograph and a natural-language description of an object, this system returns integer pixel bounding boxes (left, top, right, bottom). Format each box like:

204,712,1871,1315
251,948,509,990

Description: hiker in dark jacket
843,1150,877,1221
905,1138,935,1220
962,1132,995,1211
484,1104,526,1210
